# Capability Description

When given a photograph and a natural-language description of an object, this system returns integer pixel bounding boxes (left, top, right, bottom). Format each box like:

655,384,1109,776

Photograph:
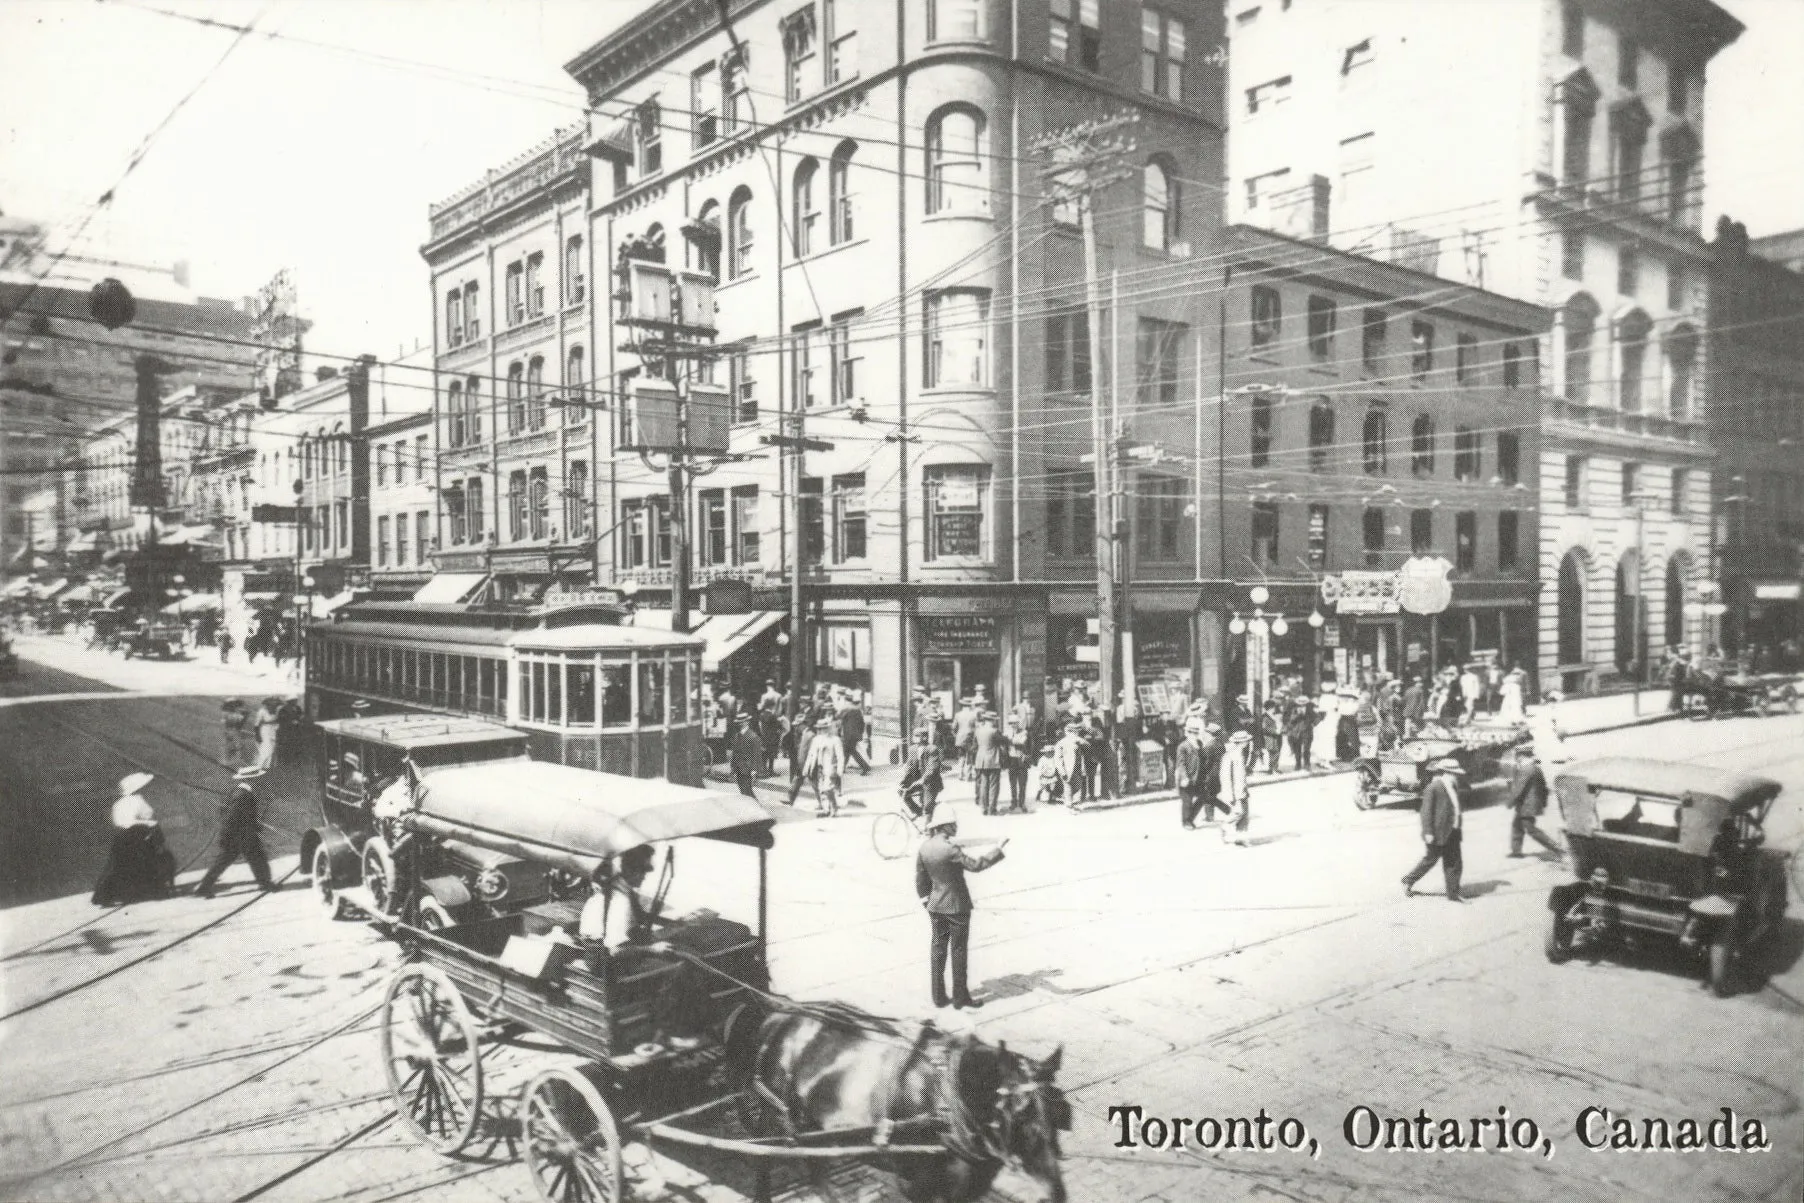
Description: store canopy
66,532,100,553
103,587,134,609
2,577,37,599
412,573,488,605
60,583,97,606
634,609,785,672
31,577,70,600
157,525,219,548
308,590,357,618
161,592,222,616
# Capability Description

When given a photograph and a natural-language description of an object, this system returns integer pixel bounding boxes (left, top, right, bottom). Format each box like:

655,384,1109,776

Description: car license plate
1624,878,1674,898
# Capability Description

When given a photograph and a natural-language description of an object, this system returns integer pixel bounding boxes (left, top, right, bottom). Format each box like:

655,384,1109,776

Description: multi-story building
1205,226,1548,701
546,0,1224,754
368,410,438,595
1224,0,1741,694
0,279,260,572
1709,218,1804,663
422,126,596,604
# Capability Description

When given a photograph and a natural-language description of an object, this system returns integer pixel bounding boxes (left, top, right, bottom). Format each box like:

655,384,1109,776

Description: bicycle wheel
871,811,913,860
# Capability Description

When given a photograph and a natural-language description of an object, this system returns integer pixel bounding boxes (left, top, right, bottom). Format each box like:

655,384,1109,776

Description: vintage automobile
304,714,565,926
1353,718,1529,810
1545,758,1790,997
1684,664,1800,719
121,618,187,660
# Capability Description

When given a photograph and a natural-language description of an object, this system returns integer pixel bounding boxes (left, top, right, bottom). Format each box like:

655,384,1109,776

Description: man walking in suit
899,727,944,817
1402,758,1466,901
1196,721,1227,823
1506,747,1562,858
915,804,1005,1010
837,690,872,774
1175,722,1206,828
194,766,275,898
970,710,1004,815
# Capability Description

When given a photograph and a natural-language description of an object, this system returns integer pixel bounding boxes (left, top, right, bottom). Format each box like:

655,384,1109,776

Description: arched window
1410,414,1435,476
1558,549,1586,666
692,200,722,281
1666,322,1698,419
463,281,480,339
1454,426,1481,481
1142,160,1178,250
641,223,667,264
829,141,857,245
1308,400,1335,472
1664,556,1686,648
926,106,987,214
564,346,585,425
793,158,820,256
728,186,754,279
1362,407,1388,474
1562,293,1599,405
1617,308,1651,412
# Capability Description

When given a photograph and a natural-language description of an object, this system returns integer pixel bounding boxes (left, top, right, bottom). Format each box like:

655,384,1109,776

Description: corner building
561,0,1225,758
1225,0,1741,695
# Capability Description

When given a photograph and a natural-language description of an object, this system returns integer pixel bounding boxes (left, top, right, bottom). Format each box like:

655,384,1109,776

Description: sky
1,0,1801,371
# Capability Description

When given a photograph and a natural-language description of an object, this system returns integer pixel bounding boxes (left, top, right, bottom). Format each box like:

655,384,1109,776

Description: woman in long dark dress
92,773,177,907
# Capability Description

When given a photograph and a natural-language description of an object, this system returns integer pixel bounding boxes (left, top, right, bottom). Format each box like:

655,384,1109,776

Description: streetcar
305,591,707,785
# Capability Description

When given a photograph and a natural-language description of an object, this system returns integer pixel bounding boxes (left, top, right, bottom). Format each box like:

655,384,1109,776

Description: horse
729,1003,1069,1203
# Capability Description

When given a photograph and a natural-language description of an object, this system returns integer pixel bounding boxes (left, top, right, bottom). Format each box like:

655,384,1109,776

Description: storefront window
601,662,631,727
638,657,667,726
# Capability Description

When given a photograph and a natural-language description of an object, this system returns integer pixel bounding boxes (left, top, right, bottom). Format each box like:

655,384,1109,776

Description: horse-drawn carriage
1353,719,1529,810
315,716,1070,1202
1681,662,1800,719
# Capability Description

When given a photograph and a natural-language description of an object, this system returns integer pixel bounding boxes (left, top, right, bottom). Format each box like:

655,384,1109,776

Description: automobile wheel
1708,938,1736,998
417,896,456,931
313,844,350,921
1354,768,1380,811
1545,911,1574,964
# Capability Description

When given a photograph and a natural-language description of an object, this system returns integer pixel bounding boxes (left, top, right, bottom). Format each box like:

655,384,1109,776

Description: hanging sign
1397,556,1454,615
1321,571,1401,614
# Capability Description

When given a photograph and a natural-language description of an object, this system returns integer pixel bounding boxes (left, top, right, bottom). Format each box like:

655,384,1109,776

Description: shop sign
919,615,999,653
1321,570,1401,614
936,477,980,507
1397,556,1454,615
935,512,983,556
1753,582,1802,600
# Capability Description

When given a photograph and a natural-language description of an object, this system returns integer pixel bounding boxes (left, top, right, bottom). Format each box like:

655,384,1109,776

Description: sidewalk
12,633,302,698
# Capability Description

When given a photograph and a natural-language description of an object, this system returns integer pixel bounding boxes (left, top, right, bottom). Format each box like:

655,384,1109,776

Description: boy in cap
194,766,274,898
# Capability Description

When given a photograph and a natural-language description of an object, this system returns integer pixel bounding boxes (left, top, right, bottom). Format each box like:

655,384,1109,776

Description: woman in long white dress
1529,689,1570,764
1497,667,1527,724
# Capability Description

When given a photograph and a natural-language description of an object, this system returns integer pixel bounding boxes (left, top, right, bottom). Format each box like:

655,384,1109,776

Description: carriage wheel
418,896,456,931
381,964,485,1155
363,837,399,920
521,1066,624,1203
1353,768,1380,811
871,811,913,860
313,844,350,921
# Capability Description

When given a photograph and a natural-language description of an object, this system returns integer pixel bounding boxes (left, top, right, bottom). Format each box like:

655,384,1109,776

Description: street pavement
0,640,1800,1202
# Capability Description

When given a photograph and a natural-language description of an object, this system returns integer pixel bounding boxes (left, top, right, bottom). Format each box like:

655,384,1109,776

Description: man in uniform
1402,758,1466,902
914,804,1005,1010
194,766,275,897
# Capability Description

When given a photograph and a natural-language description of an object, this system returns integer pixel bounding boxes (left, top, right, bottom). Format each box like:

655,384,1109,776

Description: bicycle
870,786,932,860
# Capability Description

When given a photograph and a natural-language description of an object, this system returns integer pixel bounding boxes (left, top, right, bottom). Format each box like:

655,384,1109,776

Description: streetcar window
495,658,508,712
434,653,448,704
548,658,563,725
479,658,494,713
669,659,688,726
567,661,596,728
638,656,667,727
601,662,631,727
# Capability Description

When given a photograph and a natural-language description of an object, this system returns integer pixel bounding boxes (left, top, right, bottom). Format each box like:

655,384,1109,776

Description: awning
66,532,100,553
634,609,785,672
157,525,220,548
31,577,70,600
103,587,134,609
161,592,222,616
2,577,37,599
311,589,357,618
60,583,98,606
1749,580,1802,601
412,573,488,604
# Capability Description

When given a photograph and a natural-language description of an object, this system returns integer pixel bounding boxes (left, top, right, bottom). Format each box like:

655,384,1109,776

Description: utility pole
762,417,834,720
1035,113,1138,712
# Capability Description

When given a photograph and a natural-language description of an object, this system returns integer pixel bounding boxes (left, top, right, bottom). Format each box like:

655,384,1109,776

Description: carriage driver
579,845,660,950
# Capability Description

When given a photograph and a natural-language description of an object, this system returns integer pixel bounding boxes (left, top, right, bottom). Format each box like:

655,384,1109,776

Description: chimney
1274,175,1332,242
315,366,339,381
172,260,190,288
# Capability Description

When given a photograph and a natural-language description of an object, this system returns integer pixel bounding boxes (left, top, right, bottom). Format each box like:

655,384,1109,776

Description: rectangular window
1455,511,1477,571
732,485,760,565
1454,427,1481,482
1411,508,1433,554
508,470,528,542
692,62,719,148
566,460,590,537
525,252,545,317
1246,75,1292,114
1362,308,1386,371
447,484,467,545
1618,34,1637,88
505,261,524,326
1671,468,1687,516
783,7,817,102
1250,394,1273,467
1250,285,1281,348
337,501,350,547
1503,342,1522,388
792,324,822,408
636,98,662,177
1140,9,1186,102
1045,469,1095,558
825,0,857,83
1135,476,1186,562
1498,511,1520,569
417,511,431,563
1410,320,1434,381
375,444,388,486
1044,307,1092,394
1562,230,1584,280
1306,296,1336,362
1250,500,1279,566
415,434,429,482
722,49,748,134
832,473,866,561
1049,0,1101,72
395,510,409,565
924,465,990,560
925,289,990,387
1497,432,1520,485
464,282,480,339
1618,243,1639,298
931,0,984,39
1362,507,1385,568
1562,0,1583,57
730,346,757,423
467,478,484,541
1621,461,1640,506
798,476,825,566
446,290,463,348
830,312,861,405
1307,504,1328,570
1244,167,1292,214
1135,317,1185,410
699,489,728,565
1455,333,1477,384
1564,455,1586,508
377,515,390,566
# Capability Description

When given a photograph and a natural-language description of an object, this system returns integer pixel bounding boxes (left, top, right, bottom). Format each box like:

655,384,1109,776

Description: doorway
922,655,999,718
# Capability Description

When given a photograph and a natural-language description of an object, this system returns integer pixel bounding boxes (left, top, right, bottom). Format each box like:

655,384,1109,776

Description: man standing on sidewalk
730,715,764,799
1113,689,1140,795
1400,675,1425,739
1197,720,1227,823
970,709,1003,815
1176,721,1206,829
1221,729,1253,846
1506,747,1562,858
1004,713,1031,812
915,804,1005,1010
194,767,274,898
1402,758,1465,902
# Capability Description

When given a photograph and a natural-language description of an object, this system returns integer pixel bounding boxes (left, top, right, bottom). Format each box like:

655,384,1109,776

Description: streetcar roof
409,760,775,870
508,624,705,652
314,714,527,750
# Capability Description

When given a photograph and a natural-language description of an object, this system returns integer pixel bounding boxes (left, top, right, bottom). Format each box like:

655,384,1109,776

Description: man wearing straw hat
1221,729,1254,846
915,803,1005,1010
193,766,275,898
1402,758,1466,902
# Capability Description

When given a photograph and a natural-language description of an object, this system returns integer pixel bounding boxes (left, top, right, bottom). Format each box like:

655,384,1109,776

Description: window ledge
1245,351,1281,364
922,558,993,570
922,210,994,225
919,385,996,398
718,272,761,292
926,37,992,51
791,236,870,266
1308,364,1337,376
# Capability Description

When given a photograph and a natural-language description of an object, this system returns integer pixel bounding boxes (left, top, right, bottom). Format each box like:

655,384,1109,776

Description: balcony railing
1533,162,1703,235
1545,396,1704,443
